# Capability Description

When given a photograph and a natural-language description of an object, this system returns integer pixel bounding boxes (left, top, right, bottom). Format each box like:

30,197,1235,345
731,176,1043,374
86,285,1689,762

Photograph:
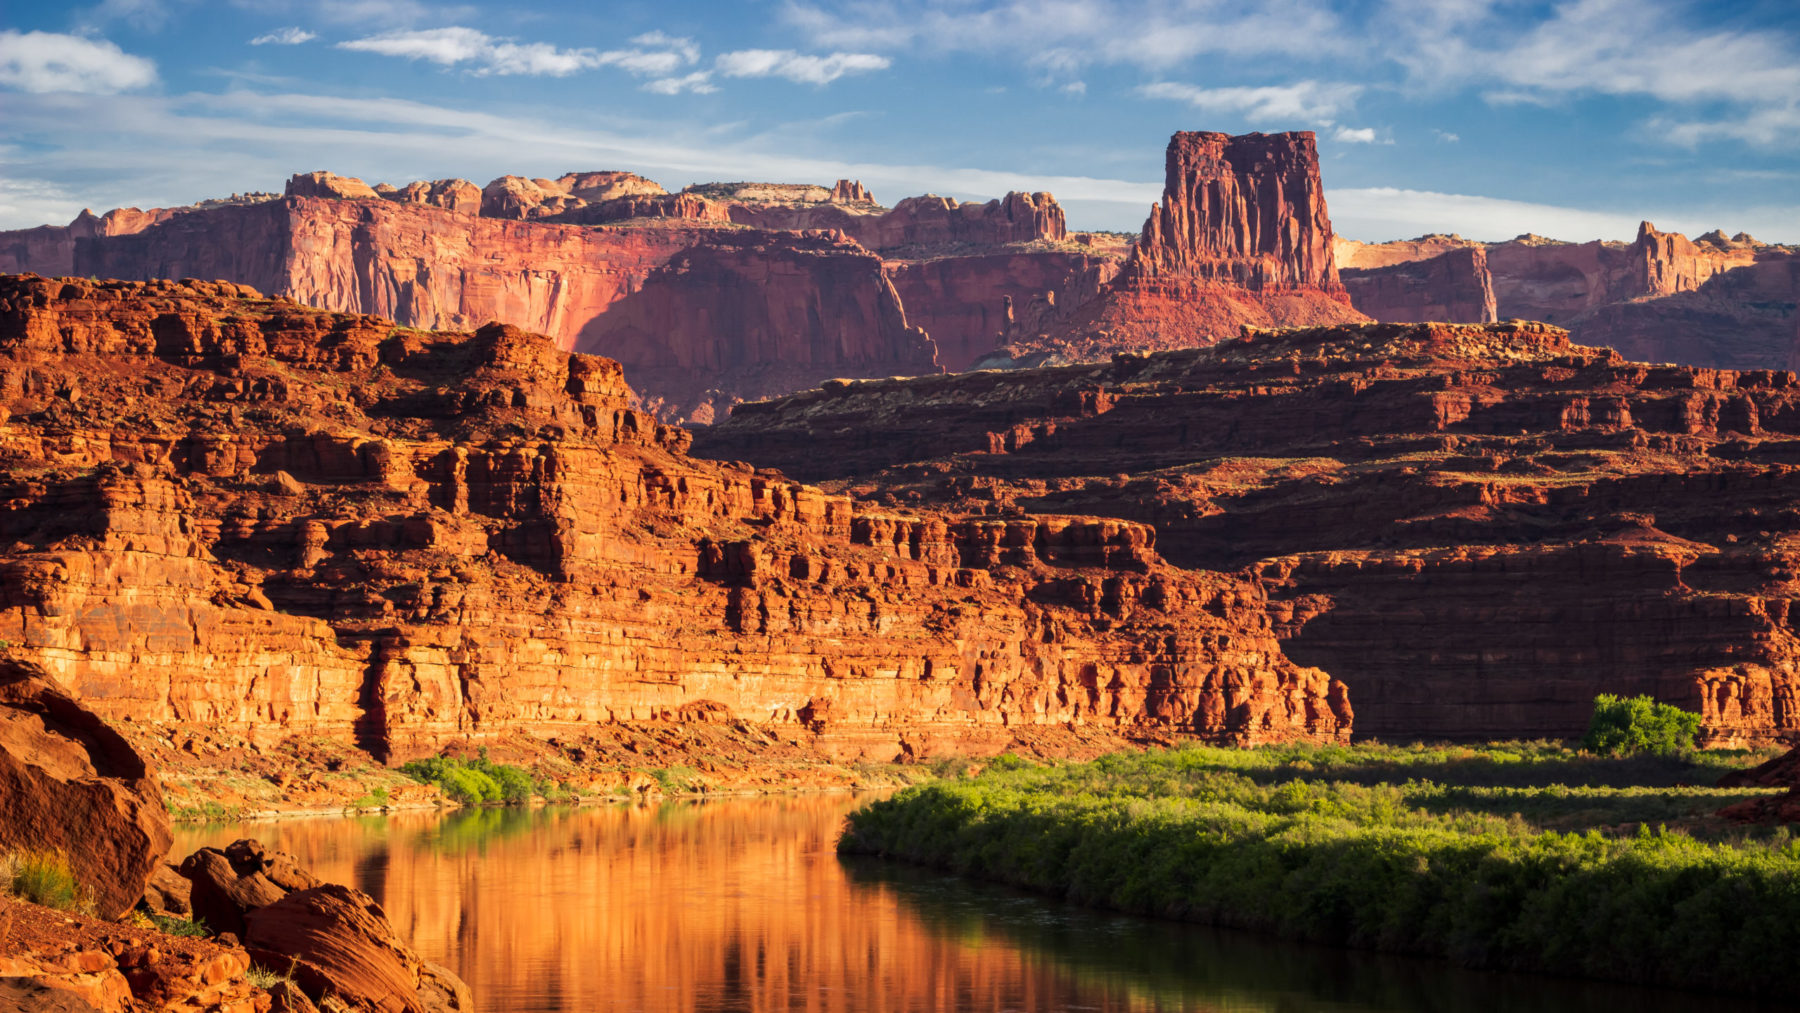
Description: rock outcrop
700,319,1800,745
181,840,322,939
0,275,1349,761
0,658,170,919
1014,131,1365,358
1341,246,1498,323
246,885,471,1013
0,895,265,1013
285,172,381,202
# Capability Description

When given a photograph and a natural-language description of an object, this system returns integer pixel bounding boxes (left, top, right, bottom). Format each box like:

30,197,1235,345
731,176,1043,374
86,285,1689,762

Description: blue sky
1,0,1796,243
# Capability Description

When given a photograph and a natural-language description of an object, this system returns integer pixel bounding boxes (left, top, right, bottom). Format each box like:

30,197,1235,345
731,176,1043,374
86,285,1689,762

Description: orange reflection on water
173,795,1169,1013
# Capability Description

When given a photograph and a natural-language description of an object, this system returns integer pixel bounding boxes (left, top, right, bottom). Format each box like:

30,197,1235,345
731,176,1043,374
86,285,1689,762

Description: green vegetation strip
839,742,1800,998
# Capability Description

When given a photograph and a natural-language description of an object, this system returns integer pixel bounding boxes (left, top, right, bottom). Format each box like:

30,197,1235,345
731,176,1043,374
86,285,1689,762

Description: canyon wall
61,196,937,422
0,275,1350,763
1344,224,1797,370
1340,246,1498,323
700,320,1800,745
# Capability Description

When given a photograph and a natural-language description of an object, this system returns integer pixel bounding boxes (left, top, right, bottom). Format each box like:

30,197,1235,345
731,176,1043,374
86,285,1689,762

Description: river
172,794,1775,1013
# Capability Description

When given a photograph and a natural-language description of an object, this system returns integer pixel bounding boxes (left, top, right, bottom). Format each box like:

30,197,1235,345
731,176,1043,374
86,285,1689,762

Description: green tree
1581,694,1701,756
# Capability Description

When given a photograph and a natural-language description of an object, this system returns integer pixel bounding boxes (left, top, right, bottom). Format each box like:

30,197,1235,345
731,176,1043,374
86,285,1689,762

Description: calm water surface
172,794,1775,1013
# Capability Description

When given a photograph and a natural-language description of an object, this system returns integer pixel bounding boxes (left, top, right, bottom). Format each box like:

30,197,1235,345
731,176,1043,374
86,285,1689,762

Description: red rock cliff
1341,246,1498,323
67,198,940,422
700,320,1800,745
0,275,1351,762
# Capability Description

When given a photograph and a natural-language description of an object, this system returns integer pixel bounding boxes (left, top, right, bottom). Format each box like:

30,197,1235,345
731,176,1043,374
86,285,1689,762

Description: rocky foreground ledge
0,656,470,1012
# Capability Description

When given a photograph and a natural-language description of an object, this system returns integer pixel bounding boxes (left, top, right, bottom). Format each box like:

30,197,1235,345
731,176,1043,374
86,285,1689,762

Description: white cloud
340,27,490,65
76,0,175,31
1137,80,1361,127
630,31,700,65
715,49,890,85
1658,102,1800,150
645,72,718,95
1332,126,1377,144
250,27,317,45
0,30,158,94
1060,81,1086,96
337,27,703,79
1432,128,1460,143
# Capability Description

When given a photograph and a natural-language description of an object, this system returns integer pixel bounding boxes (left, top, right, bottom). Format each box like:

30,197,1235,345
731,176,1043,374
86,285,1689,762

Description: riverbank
839,741,1800,999
138,720,1164,821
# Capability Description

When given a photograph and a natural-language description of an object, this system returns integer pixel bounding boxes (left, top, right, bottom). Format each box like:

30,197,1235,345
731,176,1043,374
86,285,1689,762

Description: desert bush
400,750,544,805
5,850,85,911
1582,694,1701,756
150,913,210,937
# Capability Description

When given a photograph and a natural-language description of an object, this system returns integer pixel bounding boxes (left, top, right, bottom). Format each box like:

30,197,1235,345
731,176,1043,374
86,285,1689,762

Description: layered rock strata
1344,225,1798,370
1340,246,1498,324
700,320,1800,744
0,275,1349,763
62,199,938,422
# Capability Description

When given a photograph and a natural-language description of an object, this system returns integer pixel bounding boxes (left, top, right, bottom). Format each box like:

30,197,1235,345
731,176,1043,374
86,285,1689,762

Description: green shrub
400,750,546,805
151,913,210,937
7,850,84,911
839,742,1797,998
1582,694,1701,756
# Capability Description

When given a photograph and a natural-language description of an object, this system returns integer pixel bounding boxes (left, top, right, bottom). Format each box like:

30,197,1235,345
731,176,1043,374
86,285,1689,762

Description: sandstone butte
0,167,1121,422
0,274,1352,769
700,319,1800,745
1336,225,1800,371
1006,130,1369,361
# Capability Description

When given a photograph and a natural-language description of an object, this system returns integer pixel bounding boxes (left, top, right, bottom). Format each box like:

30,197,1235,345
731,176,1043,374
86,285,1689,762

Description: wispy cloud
1332,125,1377,144
714,49,889,84
783,0,1350,69
250,26,316,45
0,30,158,94
1137,80,1361,127
1332,186,1800,244
337,27,703,79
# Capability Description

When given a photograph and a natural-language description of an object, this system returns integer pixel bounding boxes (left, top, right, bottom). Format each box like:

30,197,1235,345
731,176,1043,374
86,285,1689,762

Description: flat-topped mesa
712,186,1068,253
1130,131,1340,289
0,274,1351,759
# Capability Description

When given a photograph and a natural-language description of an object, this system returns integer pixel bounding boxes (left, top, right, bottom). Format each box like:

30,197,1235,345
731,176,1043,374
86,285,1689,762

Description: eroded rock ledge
699,320,1800,744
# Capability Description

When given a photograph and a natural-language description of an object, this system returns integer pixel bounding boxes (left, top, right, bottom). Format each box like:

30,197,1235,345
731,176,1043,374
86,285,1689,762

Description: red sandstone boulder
0,658,170,920
179,839,322,938
245,885,464,1013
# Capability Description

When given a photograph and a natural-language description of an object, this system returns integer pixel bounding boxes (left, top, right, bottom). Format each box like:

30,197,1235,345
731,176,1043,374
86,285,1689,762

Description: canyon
0,275,1351,769
700,319,1800,745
